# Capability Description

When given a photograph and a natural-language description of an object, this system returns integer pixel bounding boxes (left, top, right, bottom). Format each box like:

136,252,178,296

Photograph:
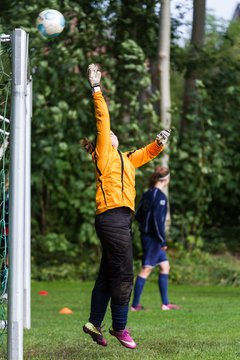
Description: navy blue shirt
135,187,167,246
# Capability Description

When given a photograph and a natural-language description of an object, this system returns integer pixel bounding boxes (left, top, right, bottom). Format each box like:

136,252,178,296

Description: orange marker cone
59,307,73,314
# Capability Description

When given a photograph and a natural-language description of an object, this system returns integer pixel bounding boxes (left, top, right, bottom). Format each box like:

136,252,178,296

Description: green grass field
2,280,240,360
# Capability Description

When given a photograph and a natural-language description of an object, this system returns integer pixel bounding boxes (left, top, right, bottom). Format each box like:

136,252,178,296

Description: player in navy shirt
131,167,180,311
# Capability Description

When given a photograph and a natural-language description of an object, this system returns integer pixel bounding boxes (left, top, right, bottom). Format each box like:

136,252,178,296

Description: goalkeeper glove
156,129,171,146
87,64,101,89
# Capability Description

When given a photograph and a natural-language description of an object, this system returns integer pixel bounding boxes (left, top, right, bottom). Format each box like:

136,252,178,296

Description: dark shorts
141,233,168,268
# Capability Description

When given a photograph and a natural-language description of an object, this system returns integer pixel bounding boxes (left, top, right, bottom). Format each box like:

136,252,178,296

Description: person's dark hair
149,166,170,188
80,138,95,154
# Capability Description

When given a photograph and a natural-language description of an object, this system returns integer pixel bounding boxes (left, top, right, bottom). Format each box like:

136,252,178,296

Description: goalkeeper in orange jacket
82,64,171,349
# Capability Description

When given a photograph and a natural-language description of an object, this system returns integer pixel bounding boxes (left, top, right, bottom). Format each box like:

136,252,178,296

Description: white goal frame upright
3,28,32,360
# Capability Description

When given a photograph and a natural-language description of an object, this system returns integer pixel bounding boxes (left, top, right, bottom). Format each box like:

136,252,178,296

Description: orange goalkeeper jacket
92,91,164,215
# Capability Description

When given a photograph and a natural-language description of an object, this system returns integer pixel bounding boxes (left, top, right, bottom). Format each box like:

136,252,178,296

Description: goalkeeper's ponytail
80,138,95,154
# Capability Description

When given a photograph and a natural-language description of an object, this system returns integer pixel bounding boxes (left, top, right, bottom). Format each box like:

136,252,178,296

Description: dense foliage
0,1,239,279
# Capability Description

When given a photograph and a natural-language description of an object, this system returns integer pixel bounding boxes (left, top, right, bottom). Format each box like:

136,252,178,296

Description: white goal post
7,28,32,360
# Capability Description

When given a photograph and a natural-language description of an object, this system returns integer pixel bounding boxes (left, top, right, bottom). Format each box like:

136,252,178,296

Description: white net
0,33,11,355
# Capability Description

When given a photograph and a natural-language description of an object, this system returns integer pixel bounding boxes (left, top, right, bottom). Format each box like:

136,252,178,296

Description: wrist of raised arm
92,86,101,94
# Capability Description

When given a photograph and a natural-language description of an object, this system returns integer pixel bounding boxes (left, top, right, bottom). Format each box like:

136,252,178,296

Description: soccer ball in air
36,9,65,38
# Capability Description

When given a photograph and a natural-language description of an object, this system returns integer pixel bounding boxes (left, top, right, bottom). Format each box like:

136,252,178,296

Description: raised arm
93,92,111,158
126,142,163,168
126,129,171,168
87,64,111,160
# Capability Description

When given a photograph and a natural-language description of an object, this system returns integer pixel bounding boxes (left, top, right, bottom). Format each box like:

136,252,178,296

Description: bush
168,249,240,286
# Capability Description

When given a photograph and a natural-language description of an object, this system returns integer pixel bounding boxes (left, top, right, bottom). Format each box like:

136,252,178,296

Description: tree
158,0,171,231
158,0,171,167
181,0,206,137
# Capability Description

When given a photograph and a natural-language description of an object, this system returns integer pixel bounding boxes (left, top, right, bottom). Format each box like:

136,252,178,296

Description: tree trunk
158,1,171,161
158,0,171,230
181,0,206,137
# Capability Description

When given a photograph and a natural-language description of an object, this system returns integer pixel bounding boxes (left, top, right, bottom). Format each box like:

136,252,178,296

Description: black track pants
94,207,134,306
